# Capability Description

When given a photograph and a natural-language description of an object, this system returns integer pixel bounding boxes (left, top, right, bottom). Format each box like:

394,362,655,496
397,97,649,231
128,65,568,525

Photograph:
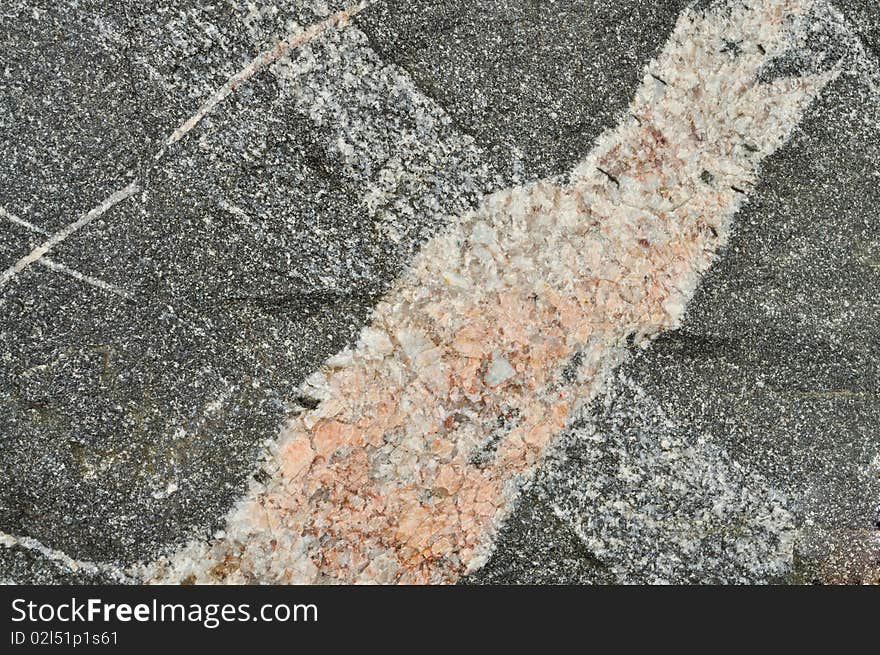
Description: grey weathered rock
2,0,878,584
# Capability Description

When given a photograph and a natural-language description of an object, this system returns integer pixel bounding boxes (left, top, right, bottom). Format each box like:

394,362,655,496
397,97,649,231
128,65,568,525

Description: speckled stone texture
358,0,692,180
0,0,499,572
1,0,878,584
143,0,845,584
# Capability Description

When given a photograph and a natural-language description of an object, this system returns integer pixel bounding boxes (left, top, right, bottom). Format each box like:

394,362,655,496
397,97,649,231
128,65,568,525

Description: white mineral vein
164,1,370,147
0,3,366,295
36,258,135,299
0,182,140,290
0,530,134,583
2,204,134,297
0,206,50,236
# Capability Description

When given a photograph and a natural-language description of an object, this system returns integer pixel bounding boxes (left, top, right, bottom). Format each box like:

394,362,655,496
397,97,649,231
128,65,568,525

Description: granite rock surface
1,0,877,583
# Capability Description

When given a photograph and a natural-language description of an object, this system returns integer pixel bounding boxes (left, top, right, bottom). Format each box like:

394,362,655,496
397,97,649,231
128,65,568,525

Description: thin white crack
0,206,50,236
146,0,839,585
37,258,135,299
0,2,370,297
0,530,135,583
2,204,135,298
164,0,370,148
0,182,140,290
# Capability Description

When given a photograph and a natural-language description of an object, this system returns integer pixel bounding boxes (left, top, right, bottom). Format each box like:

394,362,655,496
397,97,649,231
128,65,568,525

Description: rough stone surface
834,0,880,59
2,0,878,584
471,372,797,584
1,1,499,567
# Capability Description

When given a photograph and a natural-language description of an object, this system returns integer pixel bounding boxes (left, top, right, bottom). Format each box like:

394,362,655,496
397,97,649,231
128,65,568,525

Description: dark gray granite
470,370,798,585
2,0,878,584
0,546,117,585
0,0,348,233
638,66,880,583
0,4,499,567
0,222,41,267
834,0,880,59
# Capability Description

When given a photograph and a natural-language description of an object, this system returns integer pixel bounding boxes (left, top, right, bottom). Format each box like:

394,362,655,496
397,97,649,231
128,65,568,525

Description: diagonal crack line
0,530,135,583
163,0,371,149
37,258,135,300
146,0,839,585
0,205,49,236
2,204,135,298
0,183,140,290
0,1,370,296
